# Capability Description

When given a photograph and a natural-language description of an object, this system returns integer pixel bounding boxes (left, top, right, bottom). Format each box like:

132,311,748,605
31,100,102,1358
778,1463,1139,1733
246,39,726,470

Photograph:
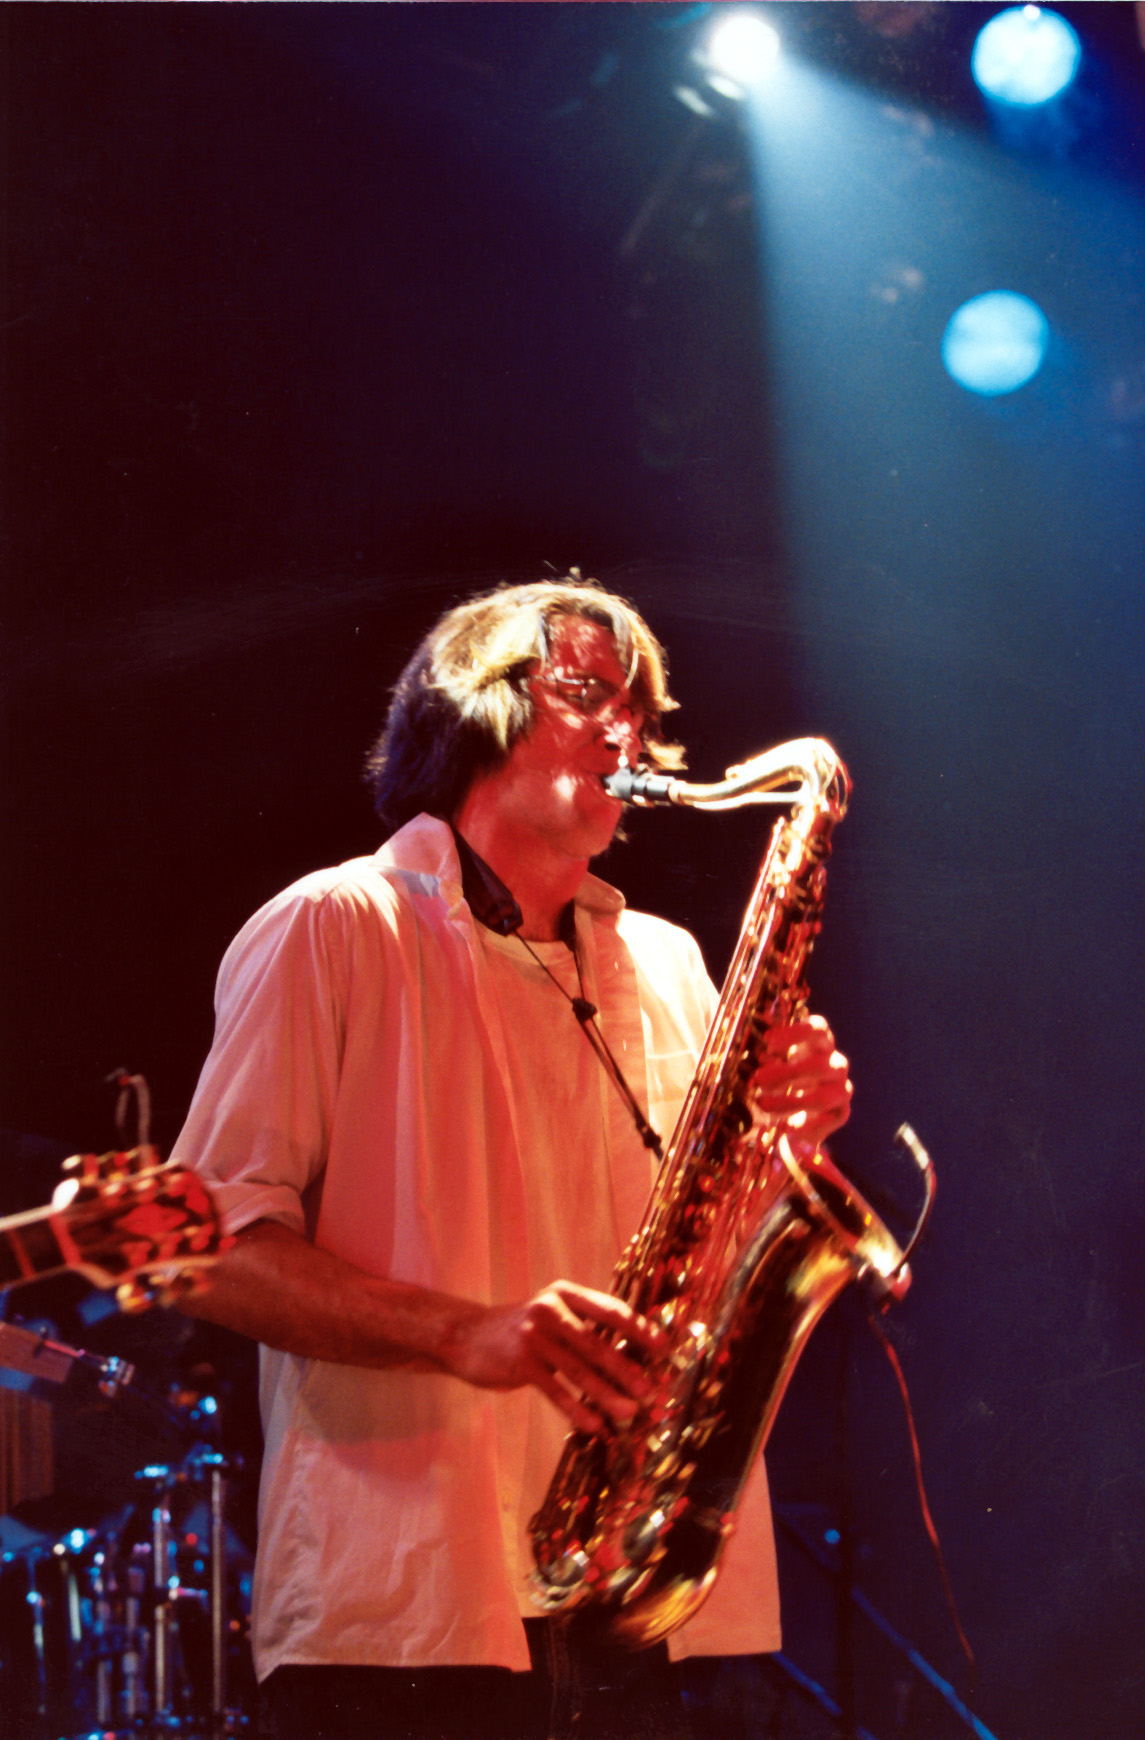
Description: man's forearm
181,1218,486,1373
182,1216,660,1430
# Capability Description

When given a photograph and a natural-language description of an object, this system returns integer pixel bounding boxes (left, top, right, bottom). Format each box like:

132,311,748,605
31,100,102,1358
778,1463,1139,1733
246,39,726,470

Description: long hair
365,575,684,833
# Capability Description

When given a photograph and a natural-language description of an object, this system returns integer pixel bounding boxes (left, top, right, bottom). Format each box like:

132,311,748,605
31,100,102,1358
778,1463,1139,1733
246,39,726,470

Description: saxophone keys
622,1508,672,1566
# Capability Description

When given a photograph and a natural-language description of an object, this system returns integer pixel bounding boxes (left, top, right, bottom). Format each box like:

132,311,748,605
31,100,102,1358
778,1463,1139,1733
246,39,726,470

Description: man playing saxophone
177,576,852,1740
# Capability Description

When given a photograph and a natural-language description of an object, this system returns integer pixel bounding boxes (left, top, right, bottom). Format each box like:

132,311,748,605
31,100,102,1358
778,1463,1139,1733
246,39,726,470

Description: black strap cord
451,826,663,1159
516,910,663,1160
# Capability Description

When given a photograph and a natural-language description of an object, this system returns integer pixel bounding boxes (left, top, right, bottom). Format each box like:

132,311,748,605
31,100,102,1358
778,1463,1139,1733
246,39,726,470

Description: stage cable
864,1296,977,1709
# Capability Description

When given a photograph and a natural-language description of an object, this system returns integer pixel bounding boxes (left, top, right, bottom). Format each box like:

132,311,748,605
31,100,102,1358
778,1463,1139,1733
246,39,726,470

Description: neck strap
450,824,662,1159
451,825,524,936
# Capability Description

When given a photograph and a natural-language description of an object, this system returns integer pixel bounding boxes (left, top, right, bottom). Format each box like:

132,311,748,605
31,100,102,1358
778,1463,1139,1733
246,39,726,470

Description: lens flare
942,291,1050,396
706,12,781,95
971,6,1081,107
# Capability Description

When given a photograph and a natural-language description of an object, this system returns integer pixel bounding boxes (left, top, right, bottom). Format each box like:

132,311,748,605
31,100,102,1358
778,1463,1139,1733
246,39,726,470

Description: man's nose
601,711,644,762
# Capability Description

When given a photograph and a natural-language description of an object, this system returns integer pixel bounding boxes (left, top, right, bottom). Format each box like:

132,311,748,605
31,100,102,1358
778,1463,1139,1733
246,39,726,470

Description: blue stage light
971,6,1081,107
942,291,1049,396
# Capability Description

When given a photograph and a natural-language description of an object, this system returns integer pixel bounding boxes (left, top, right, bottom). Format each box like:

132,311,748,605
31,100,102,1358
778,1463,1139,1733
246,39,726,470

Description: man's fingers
553,1282,667,1350
530,1334,641,1426
762,1014,833,1051
758,1037,845,1071
751,1068,852,1101
753,1017,850,1099
524,1357,607,1434
747,1020,853,1148
517,1283,665,1425
530,1297,652,1400
539,1284,668,1378
520,1317,640,1429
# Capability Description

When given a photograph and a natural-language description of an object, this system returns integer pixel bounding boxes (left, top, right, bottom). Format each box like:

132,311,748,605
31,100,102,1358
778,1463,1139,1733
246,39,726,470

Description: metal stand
135,1447,243,1734
208,1455,229,1720
776,1495,999,1740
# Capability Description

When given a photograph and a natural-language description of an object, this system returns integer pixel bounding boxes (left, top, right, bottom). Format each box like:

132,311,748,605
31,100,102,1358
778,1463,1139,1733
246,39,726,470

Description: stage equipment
530,740,923,1647
0,1445,248,1737
0,1317,134,1397
0,1136,239,1732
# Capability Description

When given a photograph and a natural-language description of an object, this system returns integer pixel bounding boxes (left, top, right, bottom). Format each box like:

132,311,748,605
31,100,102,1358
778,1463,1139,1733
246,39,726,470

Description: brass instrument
530,740,914,1647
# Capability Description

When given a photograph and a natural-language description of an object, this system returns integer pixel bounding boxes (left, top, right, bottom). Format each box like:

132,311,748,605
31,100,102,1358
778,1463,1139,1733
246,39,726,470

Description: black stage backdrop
4,8,1145,1739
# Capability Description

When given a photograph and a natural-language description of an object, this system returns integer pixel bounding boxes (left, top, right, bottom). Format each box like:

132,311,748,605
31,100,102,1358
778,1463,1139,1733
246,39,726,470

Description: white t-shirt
173,814,780,1679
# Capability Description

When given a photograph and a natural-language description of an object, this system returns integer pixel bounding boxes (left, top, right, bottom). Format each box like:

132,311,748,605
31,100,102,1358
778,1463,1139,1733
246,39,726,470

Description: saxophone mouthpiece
604,766,679,805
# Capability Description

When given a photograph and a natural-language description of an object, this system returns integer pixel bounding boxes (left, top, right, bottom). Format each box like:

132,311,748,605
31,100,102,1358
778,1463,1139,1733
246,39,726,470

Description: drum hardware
134,1447,245,1732
204,1451,230,1719
0,1076,242,1731
0,1298,253,1733
1,1446,250,1737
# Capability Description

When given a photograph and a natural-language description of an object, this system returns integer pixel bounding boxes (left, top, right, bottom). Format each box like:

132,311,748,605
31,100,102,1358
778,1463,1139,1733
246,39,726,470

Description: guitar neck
0,1202,77,1288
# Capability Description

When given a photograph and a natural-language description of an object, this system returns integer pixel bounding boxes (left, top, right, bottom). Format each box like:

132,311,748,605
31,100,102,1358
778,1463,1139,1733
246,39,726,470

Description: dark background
3,6,1144,1737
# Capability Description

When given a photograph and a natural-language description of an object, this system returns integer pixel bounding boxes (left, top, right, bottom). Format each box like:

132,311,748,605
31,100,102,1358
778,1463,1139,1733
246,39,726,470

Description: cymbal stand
138,1465,178,1725
199,1448,231,1721
138,1446,242,1733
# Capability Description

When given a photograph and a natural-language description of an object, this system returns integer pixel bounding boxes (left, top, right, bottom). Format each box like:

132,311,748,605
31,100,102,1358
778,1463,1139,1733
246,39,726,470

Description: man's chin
583,808,626,862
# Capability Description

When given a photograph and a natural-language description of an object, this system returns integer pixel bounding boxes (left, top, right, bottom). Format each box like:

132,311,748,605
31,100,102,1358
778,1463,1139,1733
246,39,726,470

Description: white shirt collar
374,812,626,923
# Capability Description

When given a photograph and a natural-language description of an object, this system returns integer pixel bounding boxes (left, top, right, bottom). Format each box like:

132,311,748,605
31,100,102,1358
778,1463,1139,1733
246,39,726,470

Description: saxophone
529,739,912,1647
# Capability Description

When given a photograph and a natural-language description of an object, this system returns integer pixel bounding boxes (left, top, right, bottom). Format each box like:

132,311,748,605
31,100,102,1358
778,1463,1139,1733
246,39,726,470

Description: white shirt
173,814,780,1678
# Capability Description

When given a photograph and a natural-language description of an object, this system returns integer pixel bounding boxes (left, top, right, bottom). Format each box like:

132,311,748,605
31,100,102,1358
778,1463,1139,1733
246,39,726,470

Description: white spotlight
705,11,781,97
971,6,1081,107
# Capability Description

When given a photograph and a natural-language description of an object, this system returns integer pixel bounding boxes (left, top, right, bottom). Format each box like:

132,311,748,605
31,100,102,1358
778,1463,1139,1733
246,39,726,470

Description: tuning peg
116,1276,160,1314
159,1269,211,1305
62,1152,103,1189
124,1144,163,1176
117,1267,209,1313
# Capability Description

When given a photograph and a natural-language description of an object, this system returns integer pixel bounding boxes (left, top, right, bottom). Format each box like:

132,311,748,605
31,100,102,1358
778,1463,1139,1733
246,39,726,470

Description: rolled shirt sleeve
171,877,355,1237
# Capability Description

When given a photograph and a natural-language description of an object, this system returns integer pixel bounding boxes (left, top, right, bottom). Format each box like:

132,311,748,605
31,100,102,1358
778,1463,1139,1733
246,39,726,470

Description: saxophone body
529,740,909,1647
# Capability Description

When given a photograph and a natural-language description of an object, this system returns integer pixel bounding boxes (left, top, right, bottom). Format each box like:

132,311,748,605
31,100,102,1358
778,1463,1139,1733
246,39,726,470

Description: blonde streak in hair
626,615,675,716
475,607,546,688
459,614,539,752
476,683,515,752
433,601,517,702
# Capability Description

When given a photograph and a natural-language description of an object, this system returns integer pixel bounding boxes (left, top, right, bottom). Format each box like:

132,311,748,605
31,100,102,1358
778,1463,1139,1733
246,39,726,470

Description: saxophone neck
607,738,850,816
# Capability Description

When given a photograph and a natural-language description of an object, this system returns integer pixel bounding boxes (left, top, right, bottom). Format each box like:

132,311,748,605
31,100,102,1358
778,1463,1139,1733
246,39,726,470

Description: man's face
471,616,646,864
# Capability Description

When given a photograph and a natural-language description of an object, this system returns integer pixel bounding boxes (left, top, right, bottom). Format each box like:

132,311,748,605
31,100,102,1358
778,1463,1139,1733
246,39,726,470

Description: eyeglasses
535,668,649,738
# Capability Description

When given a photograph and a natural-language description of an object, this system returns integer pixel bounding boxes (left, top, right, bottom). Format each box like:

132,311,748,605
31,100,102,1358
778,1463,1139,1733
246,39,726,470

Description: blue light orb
942,291,1049,396
706,11,781,94
971,6,1081,107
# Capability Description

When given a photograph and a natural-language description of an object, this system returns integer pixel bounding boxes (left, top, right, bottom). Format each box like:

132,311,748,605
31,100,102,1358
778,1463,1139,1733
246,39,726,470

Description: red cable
864,1300,977,1698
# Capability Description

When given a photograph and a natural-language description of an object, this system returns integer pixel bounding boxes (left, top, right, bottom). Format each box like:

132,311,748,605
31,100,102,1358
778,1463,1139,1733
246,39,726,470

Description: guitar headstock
53,1148,229,1309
